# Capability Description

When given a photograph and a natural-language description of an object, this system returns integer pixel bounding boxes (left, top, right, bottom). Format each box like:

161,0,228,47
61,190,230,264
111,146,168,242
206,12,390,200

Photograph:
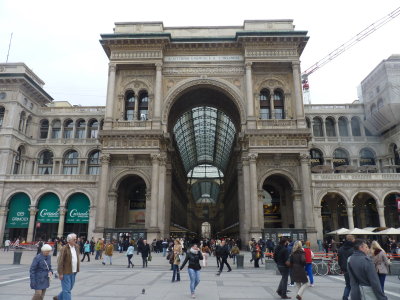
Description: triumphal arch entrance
95,20,316,244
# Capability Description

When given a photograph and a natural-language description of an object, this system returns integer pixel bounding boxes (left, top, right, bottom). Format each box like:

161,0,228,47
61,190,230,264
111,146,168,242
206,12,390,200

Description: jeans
95,250,100,260
188,268,200,294
378,273,386,292
103,255,112,265
305,263,314,284
58,273,76,300
232,254,236,264
163,248,167,257
342,272,351,300
219,257,232,272
277,265,289,296
127,254,133,267
172,264,180,281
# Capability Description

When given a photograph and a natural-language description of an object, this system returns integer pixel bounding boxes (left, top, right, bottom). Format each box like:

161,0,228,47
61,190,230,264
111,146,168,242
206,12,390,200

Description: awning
37,193,60,223
6,193,30,228
66,193,90,224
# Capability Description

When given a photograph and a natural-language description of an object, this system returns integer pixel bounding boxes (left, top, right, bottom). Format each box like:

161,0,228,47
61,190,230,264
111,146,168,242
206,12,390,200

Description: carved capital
100,154,111,164
248,153,258,162
29,207,38,215
242,156,250,166
59,206,67,216
245,62,252,69
155,63,163,71
292,61,300,68
109,64,117,73
299,153,310,163
0,207,8,216
151,153,161,163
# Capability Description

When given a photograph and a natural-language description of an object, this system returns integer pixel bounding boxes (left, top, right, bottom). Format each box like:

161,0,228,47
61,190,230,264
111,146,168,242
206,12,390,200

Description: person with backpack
274,237,291,299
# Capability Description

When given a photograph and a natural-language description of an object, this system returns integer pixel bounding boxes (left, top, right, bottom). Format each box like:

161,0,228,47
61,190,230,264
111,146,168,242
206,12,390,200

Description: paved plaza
0,250,399,300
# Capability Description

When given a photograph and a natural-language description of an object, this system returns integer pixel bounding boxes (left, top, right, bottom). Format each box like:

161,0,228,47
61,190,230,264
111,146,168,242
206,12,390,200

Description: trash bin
236,254,244,269
13,250,23,265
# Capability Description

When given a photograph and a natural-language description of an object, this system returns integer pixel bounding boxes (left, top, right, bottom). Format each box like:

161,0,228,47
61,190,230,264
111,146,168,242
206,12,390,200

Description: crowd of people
15,233,399,300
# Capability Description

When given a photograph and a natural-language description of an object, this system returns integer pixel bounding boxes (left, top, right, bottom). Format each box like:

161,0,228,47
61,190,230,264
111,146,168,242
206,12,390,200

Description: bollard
13,249,23,265
236,254,244,269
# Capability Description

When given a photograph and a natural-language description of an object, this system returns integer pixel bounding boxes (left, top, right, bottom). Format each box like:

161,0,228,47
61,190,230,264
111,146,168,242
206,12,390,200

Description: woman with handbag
290,241,308,300
29,244,53,300
171,239,182,282
371,241,390,292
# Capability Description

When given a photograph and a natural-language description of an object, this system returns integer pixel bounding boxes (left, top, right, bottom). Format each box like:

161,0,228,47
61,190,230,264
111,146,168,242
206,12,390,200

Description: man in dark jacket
338,234,355,300
274,237,290,299
348,239,387,300
216,240,232,275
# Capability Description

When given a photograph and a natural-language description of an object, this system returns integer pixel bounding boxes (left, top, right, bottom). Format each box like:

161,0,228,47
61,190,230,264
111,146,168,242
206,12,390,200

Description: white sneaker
310,283,314,287
191,293,196,298
288,283,295,287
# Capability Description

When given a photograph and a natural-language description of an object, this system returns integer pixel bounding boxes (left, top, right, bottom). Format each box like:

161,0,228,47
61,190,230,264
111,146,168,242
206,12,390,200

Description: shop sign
37,194,60,223
66,194,90,223
6,193,30,228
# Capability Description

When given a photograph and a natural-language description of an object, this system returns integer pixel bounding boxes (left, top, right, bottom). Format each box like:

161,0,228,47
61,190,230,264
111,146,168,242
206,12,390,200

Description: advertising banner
37,193,60,223
66,194,89,223
6,193,30,228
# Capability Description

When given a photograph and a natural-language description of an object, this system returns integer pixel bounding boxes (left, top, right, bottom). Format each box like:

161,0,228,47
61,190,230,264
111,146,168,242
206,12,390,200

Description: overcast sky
0,0,399,106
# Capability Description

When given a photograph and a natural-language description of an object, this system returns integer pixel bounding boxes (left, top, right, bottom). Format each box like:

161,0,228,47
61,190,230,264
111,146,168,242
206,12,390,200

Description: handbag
148,255,152,262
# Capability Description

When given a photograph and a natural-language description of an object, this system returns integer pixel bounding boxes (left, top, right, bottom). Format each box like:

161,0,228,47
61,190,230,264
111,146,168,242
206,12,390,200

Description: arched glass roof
192,181,220,204
173,106,236,173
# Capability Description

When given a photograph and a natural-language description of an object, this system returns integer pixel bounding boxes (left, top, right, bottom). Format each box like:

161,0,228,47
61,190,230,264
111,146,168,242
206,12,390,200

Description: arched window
371,104,377,114
51,120,61,139
39,119,49,139
38,150,53,174
325,117,336,136
312,117,323,137
338,117,349,136
88,119,99,139
124,90,135,121
360,148,375,166
351,117,361,136
259,89,271,120
63,150,79,175
377,98,384,109
13,146,24,174
0,106,5,127
138,90,149,121
75,119,86,139
333,148,349,168
63,119,73,139
25,116,31,135
87,150,100,175
310,148,324,167
306,118,311,129
18,111,26,132
394,144,400,173
273,89,284,119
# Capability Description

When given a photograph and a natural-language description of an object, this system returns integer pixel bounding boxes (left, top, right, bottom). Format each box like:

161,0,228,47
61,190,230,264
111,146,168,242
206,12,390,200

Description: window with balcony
338,117,349,136
360,148,375,166
325,117,336,136
125,90,135,121
259,89,270,120
63,119,73,139
138,90,149,120
18,111,26,132
312,117,323,137
13,146,24,174
273,89,284,119
63,150,79,175
87,150,100,175
351,117,362,136
38,150,53,174
333,148,349,168
310,148,324,167
51,120,61,139
88,119,99,138
75,119,86,139
0,106,5,127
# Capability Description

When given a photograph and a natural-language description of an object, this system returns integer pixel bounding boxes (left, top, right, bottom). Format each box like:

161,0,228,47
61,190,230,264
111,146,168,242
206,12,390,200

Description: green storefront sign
37,193,60,223
66,193,89,223
6,193,30,228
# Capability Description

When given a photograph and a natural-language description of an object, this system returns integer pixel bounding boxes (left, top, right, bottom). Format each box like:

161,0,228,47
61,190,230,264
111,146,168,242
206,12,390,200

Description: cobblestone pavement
0,249,399,299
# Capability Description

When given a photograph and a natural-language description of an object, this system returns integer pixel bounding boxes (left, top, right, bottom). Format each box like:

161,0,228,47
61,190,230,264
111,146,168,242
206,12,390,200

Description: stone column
242,156,252,241
0,207,8,244
245,62,256,128
95,154,110,232
248,153,260,235
313,205,324,241
87,206,97,239
322,117,328,138
300,154,314,229
107,190,118,228
26,207,37,242
57,206,66,237
157,155,167,237
237,161,246,242
293,191,303,228
270,94,275,119
347,121,353,140
334,118,340,139
292,61,305,122
377,205,386,227
346,206,355,229
153,63,163,120
134,95,139,120
164,164,172,238
104,64,117,128
149,154,160,229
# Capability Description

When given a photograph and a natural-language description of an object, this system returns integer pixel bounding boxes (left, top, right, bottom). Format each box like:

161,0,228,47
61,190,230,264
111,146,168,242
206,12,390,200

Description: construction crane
302,6,400,104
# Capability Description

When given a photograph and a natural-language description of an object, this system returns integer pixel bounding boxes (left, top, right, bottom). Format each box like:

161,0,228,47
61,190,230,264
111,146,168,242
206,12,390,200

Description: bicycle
315,258,341,276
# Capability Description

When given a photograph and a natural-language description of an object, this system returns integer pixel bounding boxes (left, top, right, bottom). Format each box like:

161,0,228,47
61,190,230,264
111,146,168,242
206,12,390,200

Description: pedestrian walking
290,241,308,300
274,237,291,299
338,234,355,300
162,239,168,257
54,233,80,300
30,244,53,300
303,241,314,287
215,240,222,268
81,240,91,262
89,237,95,255
216,240,232,275
370,240,390,293
201,244,210,267
252,242,261,268
102,242,113,265
141,240,151,268
4,239,10,251
171,239,182,282
36,239,44,255
180,244,203,299
94,238,103,260
230,244,240,264
348,239,387,300
126,244,135,268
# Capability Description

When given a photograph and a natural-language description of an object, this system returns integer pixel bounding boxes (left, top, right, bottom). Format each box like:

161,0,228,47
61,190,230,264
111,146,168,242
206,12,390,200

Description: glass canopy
173,106,236,204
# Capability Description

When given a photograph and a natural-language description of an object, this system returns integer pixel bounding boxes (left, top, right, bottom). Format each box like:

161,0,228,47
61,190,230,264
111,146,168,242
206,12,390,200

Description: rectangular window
76,129,85,139
38,167,53,175
275,108,284,119
52,129,61,139
260,108,270,120
63,166,78,175
90,129,99,139
64,130,72,139
88,166,100,175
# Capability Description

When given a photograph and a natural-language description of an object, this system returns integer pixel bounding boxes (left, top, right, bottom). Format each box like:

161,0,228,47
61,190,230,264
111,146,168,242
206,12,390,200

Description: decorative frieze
248,135,308,147
163,67,244,76
245,49,297,58
111,50,162,60
102,137,160,149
